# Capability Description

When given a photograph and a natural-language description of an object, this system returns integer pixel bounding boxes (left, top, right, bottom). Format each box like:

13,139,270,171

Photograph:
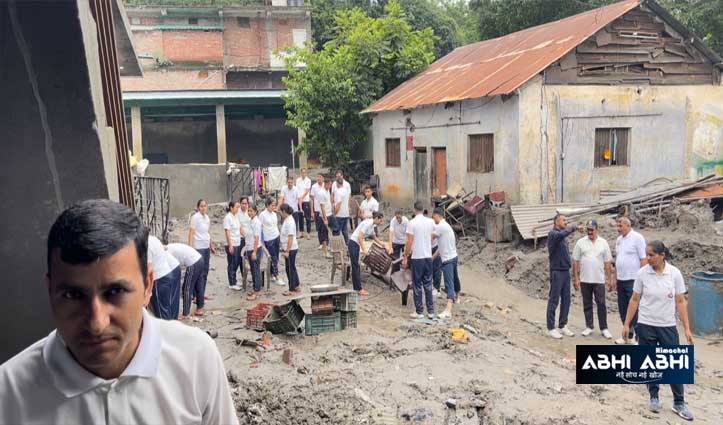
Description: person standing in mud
546,213,584,339
614,216,647,344
402,202,436,319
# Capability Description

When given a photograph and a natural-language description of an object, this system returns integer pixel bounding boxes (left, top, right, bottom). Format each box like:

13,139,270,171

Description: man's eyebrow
55,282,86,293
100,279,135,290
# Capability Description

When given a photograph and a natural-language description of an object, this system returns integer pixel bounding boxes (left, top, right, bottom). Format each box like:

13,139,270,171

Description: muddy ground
167,206,723,425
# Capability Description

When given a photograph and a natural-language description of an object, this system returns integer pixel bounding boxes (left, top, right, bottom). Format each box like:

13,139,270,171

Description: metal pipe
561,113,663,120
390,120,481,131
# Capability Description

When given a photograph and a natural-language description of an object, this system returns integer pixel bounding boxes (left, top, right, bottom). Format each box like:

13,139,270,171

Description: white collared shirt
433,219,458,262
148,235,177,280
223,212,241,247
359,197,379,219
572,235,612,284
190,212,211,249
280,186,300,212
615,230,647,280
310,182,325,212
258,209,280,241
390,216,409,245
634,263,687,327
406,213,435,259
295,176,312,202
280,215,298,251
236,210,252,244
166,243,202,267
351,218,376,245
0,309,238,425
333,184,350,218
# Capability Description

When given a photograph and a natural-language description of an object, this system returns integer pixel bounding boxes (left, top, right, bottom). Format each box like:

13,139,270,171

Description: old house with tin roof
364,0,723,207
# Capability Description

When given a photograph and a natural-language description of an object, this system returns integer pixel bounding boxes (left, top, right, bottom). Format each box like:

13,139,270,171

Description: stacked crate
305,292,358,335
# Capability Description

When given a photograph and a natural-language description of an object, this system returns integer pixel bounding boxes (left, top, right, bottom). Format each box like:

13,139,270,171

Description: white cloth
0,309,238,425
148,235,174,280
390,216,409,245
259,209,280,241
331,179,351,197
280,186,300,212
314,187,332,216
615,230,647,280
333,184,351,218
223,213,241,247
359,197,379,219
634,263,687,327
351,218,376,245
295,176,312,202
572,236,612,284
280,216,298,251
266,167,287,191
433,219,457,262
189,212,211,250
236,210,251,242
406,213,435,259
245,217,262,254
165,243,202,267
310,183,325,212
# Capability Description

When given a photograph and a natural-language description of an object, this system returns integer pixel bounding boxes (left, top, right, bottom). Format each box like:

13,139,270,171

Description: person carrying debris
279,203,301,296
348,212,386,296
388,210,409,273
295,168,313,240
432,208,461,319
188,199,215,316
164,242,203,320
310,173,331,257
260,198,285,287
614,216,647,344
546,213,583,339
572,219,614,339
147,234,181,320
622,240,694,421
403,201,436,319
223,201,244,291
0,200,238,425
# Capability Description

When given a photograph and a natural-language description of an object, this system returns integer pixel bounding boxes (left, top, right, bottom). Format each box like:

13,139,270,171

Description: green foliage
283,1,435,166
657,0,723,56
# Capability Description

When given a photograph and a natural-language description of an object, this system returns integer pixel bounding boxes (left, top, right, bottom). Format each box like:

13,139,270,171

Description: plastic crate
305,312,342,336
263,300,305,334
340,311,357,330
246,303,271,331
333,292,358,312
311,296,335,314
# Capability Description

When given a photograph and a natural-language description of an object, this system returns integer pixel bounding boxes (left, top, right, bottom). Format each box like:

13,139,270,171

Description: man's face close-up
46,242,152,376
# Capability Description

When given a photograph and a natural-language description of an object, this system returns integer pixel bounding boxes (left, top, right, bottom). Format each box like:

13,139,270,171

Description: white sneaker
228,285,242,291
275,278,287,287
438,310,452,319
601,329,613,339
559,326,575,337
317,245,323,250
614,337,627,345
548,329,563,339
409,312,424,319
426,313,436,319
581,328,594,337
432,289,440,297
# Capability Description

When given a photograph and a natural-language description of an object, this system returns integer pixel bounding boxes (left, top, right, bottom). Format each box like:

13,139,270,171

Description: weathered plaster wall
371,96,520,207
144,164,227,218
536,84,723,203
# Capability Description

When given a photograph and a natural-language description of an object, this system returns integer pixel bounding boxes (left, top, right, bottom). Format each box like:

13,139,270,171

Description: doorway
432,147,447,197
414,148,428,203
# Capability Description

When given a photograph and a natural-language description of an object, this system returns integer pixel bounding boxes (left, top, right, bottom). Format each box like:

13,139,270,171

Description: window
594,128,630,168
188,18,198,25
237,17,250,28
468,134,494,173
385,138,400,167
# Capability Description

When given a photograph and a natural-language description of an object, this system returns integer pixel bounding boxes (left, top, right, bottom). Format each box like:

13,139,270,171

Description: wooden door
432,147,447,197
414,148,428,203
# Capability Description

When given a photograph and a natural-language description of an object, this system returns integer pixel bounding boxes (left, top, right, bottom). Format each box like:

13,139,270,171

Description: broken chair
329,234,350,286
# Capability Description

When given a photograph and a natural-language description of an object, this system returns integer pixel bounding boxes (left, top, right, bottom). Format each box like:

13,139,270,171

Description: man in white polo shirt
0,200,238,425
295,168,313,239
402,201,436,319
432,208,460,319
614,216,647,344
572,219,614,339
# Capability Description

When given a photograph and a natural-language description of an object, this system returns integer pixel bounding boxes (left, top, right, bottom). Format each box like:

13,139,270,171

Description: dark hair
394,209,403,216
364,186,372,192
248,203,257,212
47,199,149,281
280,203,294,215
336,169,344,176
265,197,275,207
239,196,248,204
647,240,673,260
413,201,424,212
432,207,444,216
372,211,383,220
227,201,236,212
196,199,205,209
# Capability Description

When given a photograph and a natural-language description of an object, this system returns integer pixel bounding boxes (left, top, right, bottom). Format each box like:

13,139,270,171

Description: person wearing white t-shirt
245,204,264,300
165,243,203,320
403,202,436,319
310,174,329,252
332,178,352,243
259,198,285,286
279,204,301,295
622,240,694,421
295,168,313,239
280,176,302,233
348,213,386,296
235,197,252,288
614,216,647,344
188,199,215,316
0,200,238,425
388,210,409,273
331,169,352,232
432,208,460,319
358,186,379,220
572,220,614,339
223,201,243,291
148,235,181,320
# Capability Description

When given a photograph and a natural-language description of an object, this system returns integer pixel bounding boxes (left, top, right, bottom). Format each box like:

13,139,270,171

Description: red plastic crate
246,303,271,331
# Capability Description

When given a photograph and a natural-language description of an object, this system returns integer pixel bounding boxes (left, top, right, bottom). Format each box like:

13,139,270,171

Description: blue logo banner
576,345,694,384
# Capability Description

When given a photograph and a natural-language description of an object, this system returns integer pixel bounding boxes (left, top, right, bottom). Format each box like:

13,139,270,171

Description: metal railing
134,176,170,243
227,166,256,203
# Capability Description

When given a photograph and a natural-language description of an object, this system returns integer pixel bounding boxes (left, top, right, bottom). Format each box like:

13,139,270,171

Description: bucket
688,272,723,338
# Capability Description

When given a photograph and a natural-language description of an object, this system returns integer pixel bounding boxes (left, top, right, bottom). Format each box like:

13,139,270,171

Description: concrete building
121,1,311,168
364,0,723,206
1,0,139,362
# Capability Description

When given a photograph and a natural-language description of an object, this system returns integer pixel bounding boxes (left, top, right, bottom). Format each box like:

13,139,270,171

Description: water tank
688,272,723,338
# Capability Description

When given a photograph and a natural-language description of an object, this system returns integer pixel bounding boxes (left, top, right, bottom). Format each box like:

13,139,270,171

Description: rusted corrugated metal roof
363,0,640,113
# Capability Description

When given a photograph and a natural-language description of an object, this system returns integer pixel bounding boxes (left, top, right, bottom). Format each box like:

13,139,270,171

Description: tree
283,1,435,165
658,0,723,56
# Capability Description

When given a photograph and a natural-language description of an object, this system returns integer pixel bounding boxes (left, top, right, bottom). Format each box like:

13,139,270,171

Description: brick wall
224,16,268,68
163,30,223,62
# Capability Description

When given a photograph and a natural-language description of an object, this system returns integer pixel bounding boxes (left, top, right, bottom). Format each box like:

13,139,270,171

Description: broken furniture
362,241,394,289
329,234,350,285
241,248,272,292
262,300,305,334
390,264,412,306
484,207,513,243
